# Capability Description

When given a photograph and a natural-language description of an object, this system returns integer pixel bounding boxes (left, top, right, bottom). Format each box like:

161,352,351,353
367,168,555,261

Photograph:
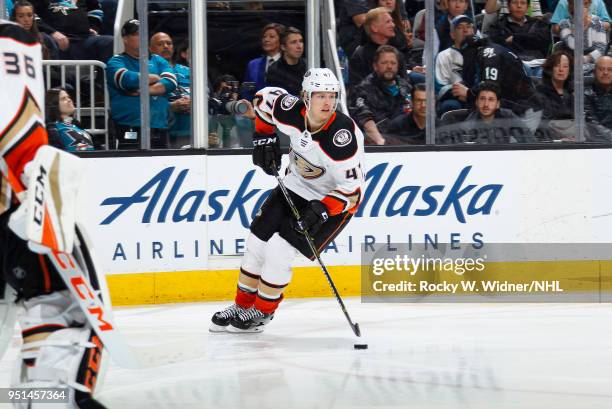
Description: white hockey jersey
254,87,365,216
0,20,47,215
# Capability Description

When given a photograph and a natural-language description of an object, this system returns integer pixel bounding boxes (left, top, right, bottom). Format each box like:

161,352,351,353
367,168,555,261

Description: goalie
210,68,366,333
0,20,108,408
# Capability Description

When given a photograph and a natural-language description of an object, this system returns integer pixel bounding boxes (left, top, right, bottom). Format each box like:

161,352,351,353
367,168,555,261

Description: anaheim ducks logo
333,129,352,147
281,95,299,110
293,151,325,179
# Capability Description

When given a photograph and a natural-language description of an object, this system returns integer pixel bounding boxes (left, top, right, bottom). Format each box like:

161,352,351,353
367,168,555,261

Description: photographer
209,74,256,148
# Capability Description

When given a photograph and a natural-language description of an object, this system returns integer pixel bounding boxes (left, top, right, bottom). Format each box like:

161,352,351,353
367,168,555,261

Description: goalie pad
8,145,84,254
0,280,17,362
13,327,106,409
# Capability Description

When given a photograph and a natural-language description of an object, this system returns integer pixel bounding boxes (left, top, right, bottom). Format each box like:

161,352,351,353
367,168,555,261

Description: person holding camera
209,74,256,148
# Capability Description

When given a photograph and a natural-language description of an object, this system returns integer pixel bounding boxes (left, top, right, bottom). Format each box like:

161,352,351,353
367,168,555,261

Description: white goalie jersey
254,87,366,216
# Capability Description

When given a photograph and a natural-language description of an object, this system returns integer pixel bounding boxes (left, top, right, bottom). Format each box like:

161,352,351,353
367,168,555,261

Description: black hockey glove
252,133,281,175
294,200,329,236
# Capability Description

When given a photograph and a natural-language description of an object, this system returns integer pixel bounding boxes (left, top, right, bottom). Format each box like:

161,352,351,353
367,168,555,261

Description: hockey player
210,68,365,333
0,20,108,408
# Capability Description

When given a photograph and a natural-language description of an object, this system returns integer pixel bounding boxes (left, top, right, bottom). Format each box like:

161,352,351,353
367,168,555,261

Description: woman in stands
10,0,58,59
243,23,286,101
45,87,96,152
529,51,576,141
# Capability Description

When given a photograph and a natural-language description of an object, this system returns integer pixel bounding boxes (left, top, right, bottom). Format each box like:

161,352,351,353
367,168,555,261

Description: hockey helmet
301,68,340,111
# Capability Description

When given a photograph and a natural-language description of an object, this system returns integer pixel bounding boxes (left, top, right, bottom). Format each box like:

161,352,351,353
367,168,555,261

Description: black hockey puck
354,344,368,350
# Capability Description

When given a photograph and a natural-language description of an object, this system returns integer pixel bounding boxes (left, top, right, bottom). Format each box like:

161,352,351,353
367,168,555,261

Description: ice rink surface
2,298,612,409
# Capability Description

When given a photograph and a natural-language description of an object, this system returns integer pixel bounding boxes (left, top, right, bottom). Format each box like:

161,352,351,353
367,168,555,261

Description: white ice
2,299,612,409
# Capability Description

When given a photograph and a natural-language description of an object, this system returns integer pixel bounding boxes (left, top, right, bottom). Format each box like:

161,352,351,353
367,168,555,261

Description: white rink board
77,149,612,274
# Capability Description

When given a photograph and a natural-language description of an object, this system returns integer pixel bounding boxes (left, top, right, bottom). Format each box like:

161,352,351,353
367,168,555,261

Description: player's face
282,34,304,60
14,6,34,31
149,33,174,61
595,57,612,86
552,54,570,83
58,90,75,117
308,92,337,123
447,0,468,17
373,52,399,81
476,90,500,119
412,90,427,118
509,0,529,20
378,0,396,12
262,29,280,55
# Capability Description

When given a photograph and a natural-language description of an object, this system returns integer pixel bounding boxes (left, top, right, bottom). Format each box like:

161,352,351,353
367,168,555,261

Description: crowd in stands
5,0,612,149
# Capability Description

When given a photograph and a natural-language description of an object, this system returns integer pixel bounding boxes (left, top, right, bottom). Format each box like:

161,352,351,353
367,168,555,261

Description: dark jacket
487,15,551,61
30,0,102,38
386,113,426,144
266,57,307,96
439,107,534,144
349,73,413,130
530,80,574,121
585,81,612,141
348,30,412,88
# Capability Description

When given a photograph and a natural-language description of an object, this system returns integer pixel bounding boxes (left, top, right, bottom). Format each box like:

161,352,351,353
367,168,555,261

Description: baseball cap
121,19,140,37
450,15,473,29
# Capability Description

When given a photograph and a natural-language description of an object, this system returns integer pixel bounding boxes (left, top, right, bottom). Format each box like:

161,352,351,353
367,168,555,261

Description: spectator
29,0,113,62
434,14,474,115
436,0,470,52
551,0,610,33
337,0,371,57
106,20,177,149
486,0,551,65
266,26,306,96
585,56,612,140
349,45,413,145
558,0,608,75
150,32,193,148
243,23,285,101
349,7,422,87
386,82,427,144
11,0,58,59
45,87,95,151
528,51,577,140
457,81,534,143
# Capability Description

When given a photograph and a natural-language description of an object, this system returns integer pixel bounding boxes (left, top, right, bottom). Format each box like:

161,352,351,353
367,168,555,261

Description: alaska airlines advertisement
76,149,610,274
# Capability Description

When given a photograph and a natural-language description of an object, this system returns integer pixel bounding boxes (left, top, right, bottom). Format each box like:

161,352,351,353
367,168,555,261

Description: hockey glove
252,133,281,175
294,200,329,236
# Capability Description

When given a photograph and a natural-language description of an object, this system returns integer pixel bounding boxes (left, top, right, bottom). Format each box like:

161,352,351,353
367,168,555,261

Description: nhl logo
333,129,352,147
281,95,299,110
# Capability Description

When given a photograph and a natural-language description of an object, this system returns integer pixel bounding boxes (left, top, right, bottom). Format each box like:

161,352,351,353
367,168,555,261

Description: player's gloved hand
252,133,281,175
294,200,329,236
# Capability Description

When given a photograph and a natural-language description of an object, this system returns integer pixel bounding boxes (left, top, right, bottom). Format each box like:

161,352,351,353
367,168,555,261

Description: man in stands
585,56,612,141
266,26,306,96
29,0,113,62
106,20,177,149
349,45,413,145
487,0,550,72
456,81,533,143
434,14,474,115
386,83,427,144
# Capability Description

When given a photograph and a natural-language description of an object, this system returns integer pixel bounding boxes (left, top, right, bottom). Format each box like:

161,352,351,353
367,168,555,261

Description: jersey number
2,52,36,78
484,67,498,81
345,168,358,180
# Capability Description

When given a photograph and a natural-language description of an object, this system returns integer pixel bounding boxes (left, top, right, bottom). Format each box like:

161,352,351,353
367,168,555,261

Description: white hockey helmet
301,68,340,111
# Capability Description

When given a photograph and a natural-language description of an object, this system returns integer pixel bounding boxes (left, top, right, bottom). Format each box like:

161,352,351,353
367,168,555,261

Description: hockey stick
272,166,362,338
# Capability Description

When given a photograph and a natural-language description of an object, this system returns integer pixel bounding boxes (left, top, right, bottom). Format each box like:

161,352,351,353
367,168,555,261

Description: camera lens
225,100,249,115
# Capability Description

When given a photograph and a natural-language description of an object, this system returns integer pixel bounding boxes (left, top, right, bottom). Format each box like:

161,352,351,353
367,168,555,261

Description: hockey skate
227,307,274,333
210,304,247,332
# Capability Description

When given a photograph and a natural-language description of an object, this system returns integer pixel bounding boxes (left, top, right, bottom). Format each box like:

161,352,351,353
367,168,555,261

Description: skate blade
226,325,265,333
209,323,229,333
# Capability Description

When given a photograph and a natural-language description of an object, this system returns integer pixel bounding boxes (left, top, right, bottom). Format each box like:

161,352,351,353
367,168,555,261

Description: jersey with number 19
254,87,366,217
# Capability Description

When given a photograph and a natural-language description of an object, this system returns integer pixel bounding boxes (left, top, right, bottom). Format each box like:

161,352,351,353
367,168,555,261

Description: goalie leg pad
0,280,17,362
13,326,106,409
